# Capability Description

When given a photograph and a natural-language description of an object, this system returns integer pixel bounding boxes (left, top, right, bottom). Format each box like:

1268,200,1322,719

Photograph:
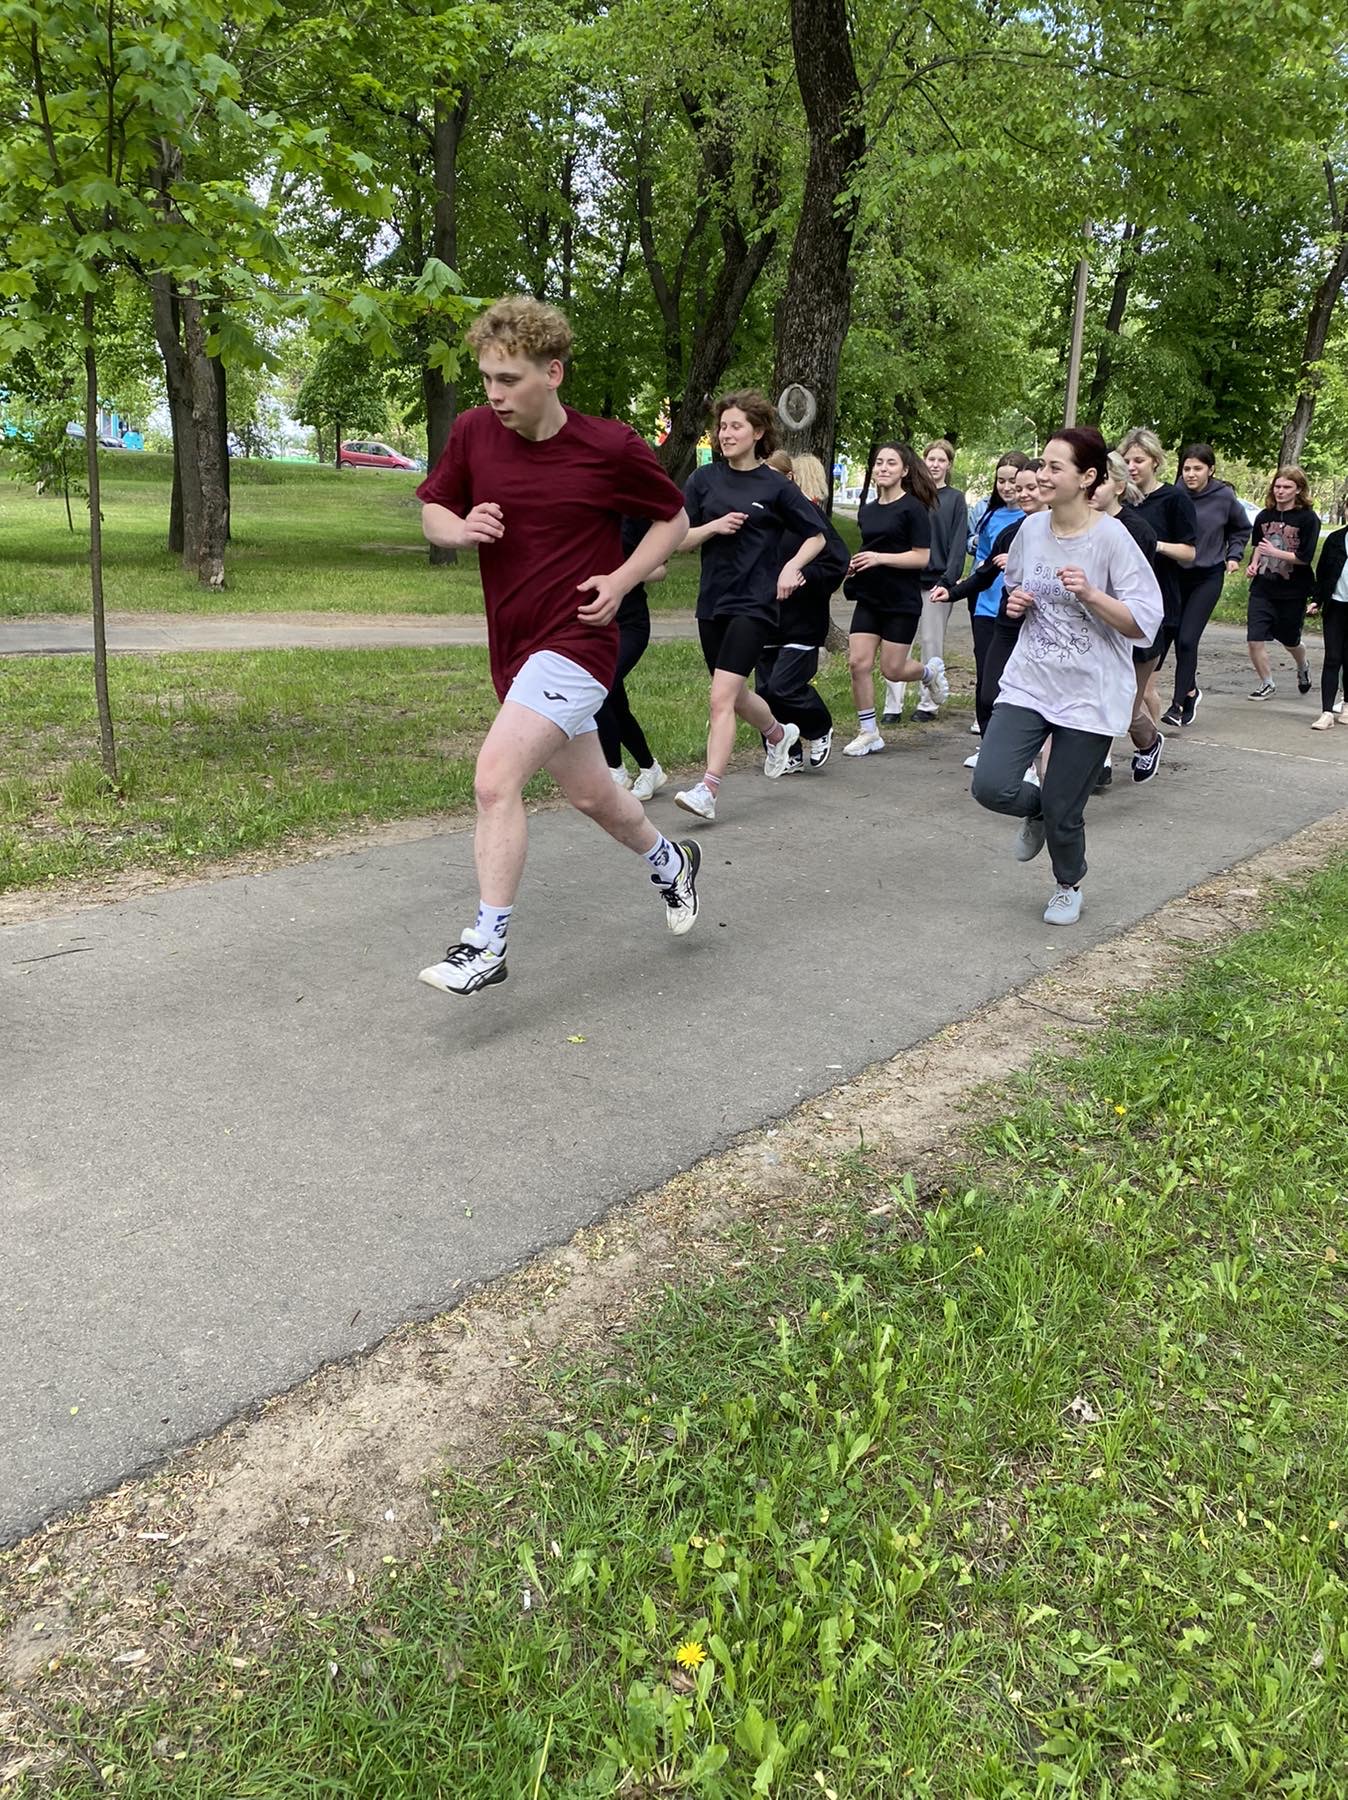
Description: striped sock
703,771,722,797
858,708,877,734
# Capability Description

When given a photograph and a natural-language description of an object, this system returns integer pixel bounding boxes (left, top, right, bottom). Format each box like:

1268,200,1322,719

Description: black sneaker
657,839,701,936
880,710,903,725
1131,732,1165,783
1249,679,1275,699
1094,764,1113,793
418,934,508,995
1160,703,1184,729
1181,688,1202,726
1298,665,1312,694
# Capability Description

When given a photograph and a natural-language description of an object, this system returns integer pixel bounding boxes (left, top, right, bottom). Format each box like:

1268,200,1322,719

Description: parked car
338,439,418,471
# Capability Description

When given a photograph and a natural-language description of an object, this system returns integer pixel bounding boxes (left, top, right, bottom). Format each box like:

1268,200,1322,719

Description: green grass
0,454,717,617
0,643,895,892
21,862,1348,1796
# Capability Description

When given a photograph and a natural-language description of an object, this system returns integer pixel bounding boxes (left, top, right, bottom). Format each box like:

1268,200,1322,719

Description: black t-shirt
773,501,849,645
1134,482,1197,627
1117,504,1159,565
617,516,652,631
1250,507,1320,604
683,460,827,621
844,494,932,612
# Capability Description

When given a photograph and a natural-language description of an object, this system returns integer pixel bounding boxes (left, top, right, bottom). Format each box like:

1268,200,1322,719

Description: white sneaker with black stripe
655,839,701,935
419,930,508,996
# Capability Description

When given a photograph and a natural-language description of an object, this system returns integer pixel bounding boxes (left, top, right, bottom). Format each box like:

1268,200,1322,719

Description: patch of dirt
3,811,1348,1788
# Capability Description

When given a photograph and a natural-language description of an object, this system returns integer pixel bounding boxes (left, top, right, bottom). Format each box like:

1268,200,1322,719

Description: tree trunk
771,0,866,490
182,289,226,588
150,275,198,559
213,351,231,540
1084,221,1141,423
634,91,779,482
82,293,117,786
423,87,469,566
1281,164,1348,466
334,421,342,468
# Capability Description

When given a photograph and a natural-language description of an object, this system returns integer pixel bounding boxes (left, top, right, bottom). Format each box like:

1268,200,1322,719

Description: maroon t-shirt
417,406,685,697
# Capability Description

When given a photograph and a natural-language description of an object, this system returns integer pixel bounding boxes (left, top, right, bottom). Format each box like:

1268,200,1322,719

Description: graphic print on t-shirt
1019,555,1094,664
1259,519,1301,579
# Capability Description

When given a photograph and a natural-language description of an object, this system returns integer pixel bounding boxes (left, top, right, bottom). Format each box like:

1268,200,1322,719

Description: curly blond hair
466,297,573,365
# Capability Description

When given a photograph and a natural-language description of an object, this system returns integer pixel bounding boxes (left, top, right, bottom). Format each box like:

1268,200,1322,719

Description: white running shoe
631,761,667,800
1024,765,1041,788
674,781,716,821
656,839,701,935
921,657,950,706
419,930,508,996
763,722,802,778
807,728,833,768
610,765,633,788
963,751,980,769
1311,712,1335,732
1044,884,1083,926
969,721,981,735
843,728,886,757
1334,698,1345,715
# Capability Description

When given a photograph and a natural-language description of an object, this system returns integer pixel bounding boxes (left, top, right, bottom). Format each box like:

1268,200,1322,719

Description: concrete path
3,623,1347,1545
0,611,697,655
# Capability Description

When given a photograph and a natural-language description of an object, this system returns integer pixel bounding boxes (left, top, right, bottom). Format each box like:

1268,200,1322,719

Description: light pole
1063,221,1092,427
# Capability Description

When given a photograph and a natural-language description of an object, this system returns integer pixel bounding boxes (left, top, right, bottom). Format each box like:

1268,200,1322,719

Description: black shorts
1247,593,1307,649
848,600,922,645
1132,624,1167,666
699,614,772,677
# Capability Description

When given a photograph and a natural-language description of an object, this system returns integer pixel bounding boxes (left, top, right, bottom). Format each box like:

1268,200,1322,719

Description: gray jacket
1190,478,1251,568
924,485,969,592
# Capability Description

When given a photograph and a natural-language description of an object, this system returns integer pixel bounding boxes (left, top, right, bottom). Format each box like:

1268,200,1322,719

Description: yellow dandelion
675,1640,707,1670
1329,1519,1341,1533
1114,1104,1127,1116
973,1245,985,1259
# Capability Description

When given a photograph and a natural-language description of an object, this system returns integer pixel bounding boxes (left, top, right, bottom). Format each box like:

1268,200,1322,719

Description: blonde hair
790,453,828,502
766,449,794,474
466,297,573,365
1105,450,1142,506
1118,427,1164,470
923,438,956,463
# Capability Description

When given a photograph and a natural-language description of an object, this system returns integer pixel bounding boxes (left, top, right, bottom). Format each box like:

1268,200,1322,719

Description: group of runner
413,295,1346,994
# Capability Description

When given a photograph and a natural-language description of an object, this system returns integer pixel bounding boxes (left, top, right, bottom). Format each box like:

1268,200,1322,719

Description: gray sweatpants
971,702,1112,888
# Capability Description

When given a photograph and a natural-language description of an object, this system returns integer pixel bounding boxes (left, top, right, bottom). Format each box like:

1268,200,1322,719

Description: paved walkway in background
4,618,1347,1545
0,610,702,654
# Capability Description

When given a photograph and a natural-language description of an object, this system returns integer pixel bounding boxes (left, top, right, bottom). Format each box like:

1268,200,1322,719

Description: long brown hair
879,440,938,510
1264,465,1312,510
713,389,778,460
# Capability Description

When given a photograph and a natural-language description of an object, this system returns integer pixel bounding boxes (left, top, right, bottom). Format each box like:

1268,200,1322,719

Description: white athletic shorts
504,650,606,739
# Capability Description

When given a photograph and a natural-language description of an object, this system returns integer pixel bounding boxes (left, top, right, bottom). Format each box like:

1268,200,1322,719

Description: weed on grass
0,644,897,893
21,866,1348,1797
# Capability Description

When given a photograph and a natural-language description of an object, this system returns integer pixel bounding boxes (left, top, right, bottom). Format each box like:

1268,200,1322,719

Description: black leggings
595,622,654,769
971,614,999,735
1171,565,1226,704
1322,602,1348,712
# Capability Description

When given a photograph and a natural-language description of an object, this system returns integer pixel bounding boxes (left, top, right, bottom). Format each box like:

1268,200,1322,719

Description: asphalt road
4,623,1347,1544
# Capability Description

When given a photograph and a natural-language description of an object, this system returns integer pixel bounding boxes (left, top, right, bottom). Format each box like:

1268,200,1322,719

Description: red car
338,439,418,471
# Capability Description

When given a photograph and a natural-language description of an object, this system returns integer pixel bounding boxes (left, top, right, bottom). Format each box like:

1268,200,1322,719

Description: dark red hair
1048,426,1110,497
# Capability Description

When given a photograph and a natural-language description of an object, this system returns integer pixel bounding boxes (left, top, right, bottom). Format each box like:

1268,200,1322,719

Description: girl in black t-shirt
1244,466,1319,699
673,390,826,822
841,444,947,756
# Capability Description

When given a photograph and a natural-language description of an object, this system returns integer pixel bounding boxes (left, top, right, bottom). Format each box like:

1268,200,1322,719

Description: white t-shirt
998,511,1163,737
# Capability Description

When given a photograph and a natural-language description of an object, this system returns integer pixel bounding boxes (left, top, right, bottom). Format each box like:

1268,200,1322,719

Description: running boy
415,298,697,996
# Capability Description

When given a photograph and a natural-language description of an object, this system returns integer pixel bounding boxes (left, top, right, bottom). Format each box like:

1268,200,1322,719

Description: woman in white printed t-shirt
971,426,1163,928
